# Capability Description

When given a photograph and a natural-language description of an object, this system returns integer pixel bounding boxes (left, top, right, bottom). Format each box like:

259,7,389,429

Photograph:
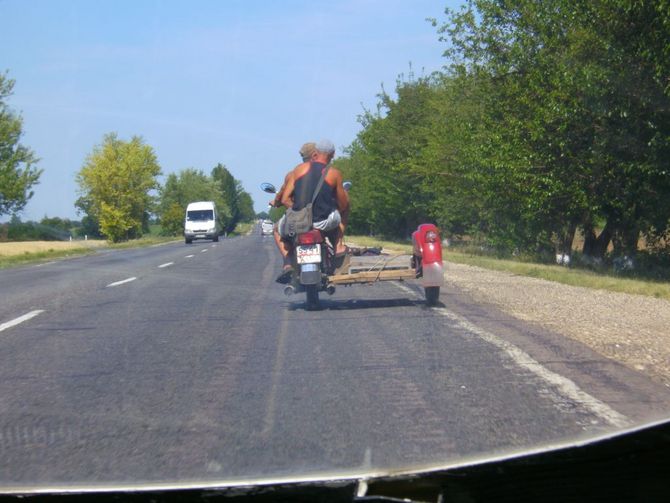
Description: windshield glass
1,0,670,491
187,210,214,222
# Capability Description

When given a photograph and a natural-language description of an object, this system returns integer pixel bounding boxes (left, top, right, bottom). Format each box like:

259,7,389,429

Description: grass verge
229,222,255,237
346,234,670,300
107,235,180,249
0,247,98,269
0,235,178,269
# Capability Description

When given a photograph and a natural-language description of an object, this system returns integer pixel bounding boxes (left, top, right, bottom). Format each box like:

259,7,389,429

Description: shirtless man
274,139,349,283
270,142,316,269
280,139,349,249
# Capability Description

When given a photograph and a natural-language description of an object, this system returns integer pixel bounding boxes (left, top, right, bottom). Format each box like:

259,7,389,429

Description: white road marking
33,262,56,268
158,262,174,268
0,310,44,333
185,254,195,258
392,281,630,428
106,277,137,288
201,249,208,253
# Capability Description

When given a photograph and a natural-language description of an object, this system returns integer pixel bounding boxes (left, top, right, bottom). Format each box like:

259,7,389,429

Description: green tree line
338,0,670,266
75,133,255,242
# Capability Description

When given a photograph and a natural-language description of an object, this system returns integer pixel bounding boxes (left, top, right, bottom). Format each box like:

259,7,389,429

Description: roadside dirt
0,240,106,256
443,261,670,388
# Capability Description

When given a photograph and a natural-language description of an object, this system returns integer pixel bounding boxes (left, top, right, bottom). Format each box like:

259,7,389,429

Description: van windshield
186,210,214,222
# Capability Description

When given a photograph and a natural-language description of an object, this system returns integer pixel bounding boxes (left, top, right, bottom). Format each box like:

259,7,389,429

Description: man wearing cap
275,138,349,282
270,142,316,267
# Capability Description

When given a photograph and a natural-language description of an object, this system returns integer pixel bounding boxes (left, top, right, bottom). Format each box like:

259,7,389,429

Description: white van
184,201,220,244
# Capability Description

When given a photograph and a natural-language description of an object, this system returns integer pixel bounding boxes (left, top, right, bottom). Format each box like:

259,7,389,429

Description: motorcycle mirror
261,183,277,194
343,181,352,192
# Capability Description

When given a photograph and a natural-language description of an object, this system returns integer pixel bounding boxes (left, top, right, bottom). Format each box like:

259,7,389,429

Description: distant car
261,220,274,236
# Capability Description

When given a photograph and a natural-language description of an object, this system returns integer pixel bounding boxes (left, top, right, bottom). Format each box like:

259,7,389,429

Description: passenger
270,142,316,281
279,138,349,256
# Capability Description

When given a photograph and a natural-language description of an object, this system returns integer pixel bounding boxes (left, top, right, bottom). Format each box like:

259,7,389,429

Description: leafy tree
236,189,255,223
74,196,102,238
211,163,255,232
428,0,670,258
0,72,42,216
343,75,439,238
76,133,161,242
211,164,239,232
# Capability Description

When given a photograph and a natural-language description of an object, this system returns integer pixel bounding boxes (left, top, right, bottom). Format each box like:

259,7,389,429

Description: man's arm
331,168,350,214
280,170,297,208
272,172,293,207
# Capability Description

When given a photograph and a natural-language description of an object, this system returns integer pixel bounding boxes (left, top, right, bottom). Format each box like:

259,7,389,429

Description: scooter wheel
425,286,440,306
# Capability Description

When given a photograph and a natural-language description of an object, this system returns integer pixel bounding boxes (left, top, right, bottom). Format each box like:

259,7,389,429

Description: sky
1,0,460,221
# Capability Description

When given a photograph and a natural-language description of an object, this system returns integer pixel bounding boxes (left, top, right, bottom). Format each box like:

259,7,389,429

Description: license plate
296,244,321,264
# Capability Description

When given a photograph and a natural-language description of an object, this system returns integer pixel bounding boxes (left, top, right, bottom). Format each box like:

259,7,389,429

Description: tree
211,163,255,232
211,164,239,233
343,75,440,239
76,133,161,242
236,189,255,223
437,0,670,259
0,72,42,217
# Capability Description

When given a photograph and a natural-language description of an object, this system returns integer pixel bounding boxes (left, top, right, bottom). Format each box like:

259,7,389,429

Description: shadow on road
288,297,425,312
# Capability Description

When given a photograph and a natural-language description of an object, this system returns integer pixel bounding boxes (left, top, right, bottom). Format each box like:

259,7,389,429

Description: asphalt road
1,231,670,490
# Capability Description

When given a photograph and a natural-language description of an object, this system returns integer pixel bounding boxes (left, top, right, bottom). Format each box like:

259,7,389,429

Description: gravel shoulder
443,261,670,388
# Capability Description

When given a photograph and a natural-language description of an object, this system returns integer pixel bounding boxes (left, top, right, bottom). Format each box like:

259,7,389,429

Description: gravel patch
444,261,670,387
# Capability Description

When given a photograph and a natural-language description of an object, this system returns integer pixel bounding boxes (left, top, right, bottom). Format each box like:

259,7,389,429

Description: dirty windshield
1,0,670,491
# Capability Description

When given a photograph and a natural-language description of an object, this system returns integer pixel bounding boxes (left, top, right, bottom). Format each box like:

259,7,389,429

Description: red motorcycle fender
413,224,444,287
413,223,443,264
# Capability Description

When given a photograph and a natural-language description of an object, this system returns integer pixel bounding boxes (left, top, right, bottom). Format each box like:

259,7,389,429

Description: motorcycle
261,182,444,310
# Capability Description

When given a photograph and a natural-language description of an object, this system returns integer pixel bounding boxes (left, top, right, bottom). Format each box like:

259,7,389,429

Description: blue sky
1,0,460,220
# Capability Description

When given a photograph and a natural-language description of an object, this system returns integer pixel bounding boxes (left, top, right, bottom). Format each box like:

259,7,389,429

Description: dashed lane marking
0,310,44,333
201,249,208,253
158,262,174,268
185,255,195,258
106,277,137,288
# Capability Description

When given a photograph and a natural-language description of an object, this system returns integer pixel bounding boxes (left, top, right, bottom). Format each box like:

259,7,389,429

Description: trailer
327,223,445,306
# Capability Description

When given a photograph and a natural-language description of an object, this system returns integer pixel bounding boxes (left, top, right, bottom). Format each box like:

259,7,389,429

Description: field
0,240,107,257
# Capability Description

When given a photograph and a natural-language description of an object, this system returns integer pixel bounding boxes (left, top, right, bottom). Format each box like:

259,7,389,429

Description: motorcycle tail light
298,230,322,245
425,230,439,243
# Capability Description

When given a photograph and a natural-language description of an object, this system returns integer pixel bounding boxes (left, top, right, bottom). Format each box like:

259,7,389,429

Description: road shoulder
443,261,670,390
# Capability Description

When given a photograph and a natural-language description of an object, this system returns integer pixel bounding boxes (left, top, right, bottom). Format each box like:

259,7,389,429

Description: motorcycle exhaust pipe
283,285,295,297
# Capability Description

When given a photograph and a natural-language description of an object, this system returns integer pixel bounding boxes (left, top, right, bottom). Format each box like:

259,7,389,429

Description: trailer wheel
425,286,440,306
305,284,320,311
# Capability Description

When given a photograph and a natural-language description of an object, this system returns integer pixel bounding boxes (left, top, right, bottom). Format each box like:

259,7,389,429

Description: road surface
1,231,669,490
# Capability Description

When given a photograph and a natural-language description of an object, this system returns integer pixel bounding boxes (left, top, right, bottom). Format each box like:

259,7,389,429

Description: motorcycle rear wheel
305,284,320,311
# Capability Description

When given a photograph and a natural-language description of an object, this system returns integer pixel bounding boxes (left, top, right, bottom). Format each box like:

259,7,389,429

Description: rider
281,139,349,245
270,142,316,272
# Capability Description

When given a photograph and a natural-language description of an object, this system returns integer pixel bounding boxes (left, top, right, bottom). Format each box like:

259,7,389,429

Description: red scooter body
412,224,444,289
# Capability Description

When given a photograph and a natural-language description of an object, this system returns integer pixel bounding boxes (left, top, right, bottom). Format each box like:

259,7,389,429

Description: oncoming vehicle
184,201,220,244
260,219,274,236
